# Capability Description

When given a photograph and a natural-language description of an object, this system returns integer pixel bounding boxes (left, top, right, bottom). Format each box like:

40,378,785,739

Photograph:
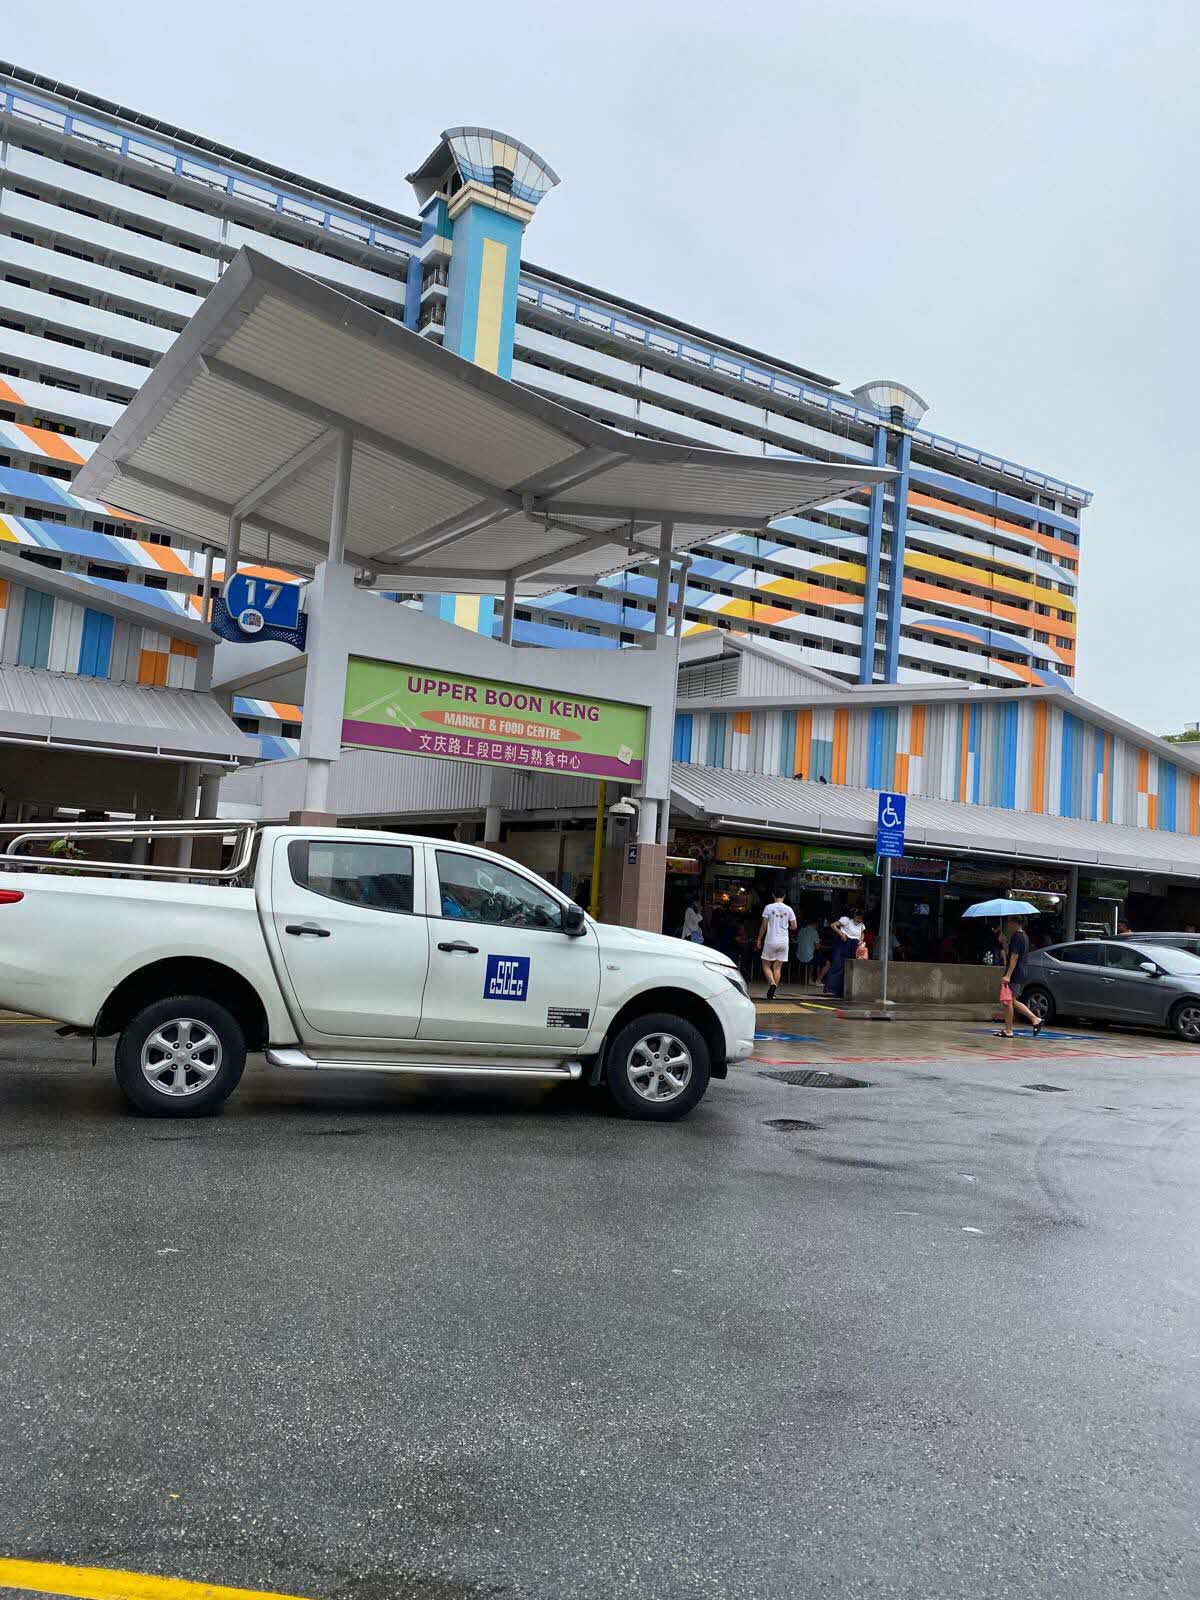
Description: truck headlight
704,960,749,998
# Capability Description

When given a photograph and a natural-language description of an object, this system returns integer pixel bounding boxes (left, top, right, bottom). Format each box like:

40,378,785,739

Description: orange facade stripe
732,710,751,735
16,424,84,464
894,753,910,793
0,577,7,610
794,708,812,776
1137,749,1149,793
1030,701,1048,813
103,503,143,523
909,704,926,758
831,709,849,785
988,657,1044,688
901,578,1076,641
1190,774,1200,836
144,541,192,576
958,708,969,802
137,649,169,687
0,376,22,406
1148,794,1158,829
169,639,199,658
907,489,1080,563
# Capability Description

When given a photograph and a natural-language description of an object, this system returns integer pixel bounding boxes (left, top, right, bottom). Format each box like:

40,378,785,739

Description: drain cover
764,1117,820,1131
759,1069,871,1089
1024,1083,1068,1093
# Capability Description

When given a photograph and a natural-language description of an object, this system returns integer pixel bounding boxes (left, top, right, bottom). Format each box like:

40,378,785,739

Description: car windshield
1130,943,1200,974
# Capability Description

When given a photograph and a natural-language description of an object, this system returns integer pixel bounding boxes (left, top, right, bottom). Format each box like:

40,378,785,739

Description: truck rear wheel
114,995,246,1117
604,1012,711,1121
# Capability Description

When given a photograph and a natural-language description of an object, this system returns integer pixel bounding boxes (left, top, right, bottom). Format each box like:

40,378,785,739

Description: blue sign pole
875,792,907,1009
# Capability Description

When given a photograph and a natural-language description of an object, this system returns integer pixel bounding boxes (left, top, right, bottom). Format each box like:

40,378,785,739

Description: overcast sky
8,0,1196,730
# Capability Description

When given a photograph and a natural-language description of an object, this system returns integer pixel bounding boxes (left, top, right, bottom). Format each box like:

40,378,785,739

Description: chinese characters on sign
341,659,648,781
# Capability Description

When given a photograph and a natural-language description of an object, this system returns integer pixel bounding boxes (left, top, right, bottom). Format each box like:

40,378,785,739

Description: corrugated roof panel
670,763,1200,878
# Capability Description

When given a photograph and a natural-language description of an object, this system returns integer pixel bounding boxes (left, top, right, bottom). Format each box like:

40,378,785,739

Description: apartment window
4,275,31,288
21,548,63,568
234,716,258,734
87,561,126,582
42,377,80,392
27,507,67,523
31,463,72,481
44,331,86,349
281,722,302,740
53,244,95,262
11,233,36,245
50,288,91,307
143,573,169,590
0,318,27,333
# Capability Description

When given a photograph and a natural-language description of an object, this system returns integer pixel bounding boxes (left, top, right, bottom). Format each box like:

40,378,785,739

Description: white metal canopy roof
75,249,893,593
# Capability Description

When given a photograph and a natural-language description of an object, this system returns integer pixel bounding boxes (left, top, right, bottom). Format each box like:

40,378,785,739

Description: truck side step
266,1047,582,1081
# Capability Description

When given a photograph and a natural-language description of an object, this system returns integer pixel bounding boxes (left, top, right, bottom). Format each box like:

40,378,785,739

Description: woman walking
996,915,1043,1038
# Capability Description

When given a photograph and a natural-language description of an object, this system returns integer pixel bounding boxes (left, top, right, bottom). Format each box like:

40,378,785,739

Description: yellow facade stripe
0,1558,315,1600
903,549,1077,614
471,237,508,374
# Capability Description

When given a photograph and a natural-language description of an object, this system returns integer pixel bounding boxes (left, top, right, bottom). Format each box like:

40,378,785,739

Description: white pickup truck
0,823,756,1121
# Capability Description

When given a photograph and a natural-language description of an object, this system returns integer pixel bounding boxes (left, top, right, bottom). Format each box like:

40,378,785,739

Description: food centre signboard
341,658,648,780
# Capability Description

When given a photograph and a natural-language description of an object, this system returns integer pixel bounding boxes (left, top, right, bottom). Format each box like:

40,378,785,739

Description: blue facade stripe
1002,703,1018,809
77,607,114,678
1160,764,1177,832
883,434,913,683
866,706,883,788
673,713,693,763
858,425,888,684
880,707,898,791
967,704,981,803
16,588,54,668
908,466,1083,537
811,738,833,783
707,714,727,766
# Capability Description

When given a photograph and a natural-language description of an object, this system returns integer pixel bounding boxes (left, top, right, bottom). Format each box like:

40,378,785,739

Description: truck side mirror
562,902,587,937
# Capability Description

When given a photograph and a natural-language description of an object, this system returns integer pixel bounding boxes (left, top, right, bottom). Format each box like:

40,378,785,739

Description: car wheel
1023,985,1055,1025
114,995,246,1116
1170,1001,1200,1044
604,1012,711,1121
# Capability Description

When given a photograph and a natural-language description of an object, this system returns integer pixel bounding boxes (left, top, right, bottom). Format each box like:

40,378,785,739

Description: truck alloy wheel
604,1012,711,1121
115,996,247,1116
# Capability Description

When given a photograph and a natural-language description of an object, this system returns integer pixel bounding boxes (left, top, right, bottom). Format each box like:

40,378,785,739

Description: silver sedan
1022,940,1200,1042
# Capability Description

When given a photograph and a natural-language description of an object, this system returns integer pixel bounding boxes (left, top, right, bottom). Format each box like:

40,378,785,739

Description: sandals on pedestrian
994,1029,1015,1038
1031,1020,1044,1038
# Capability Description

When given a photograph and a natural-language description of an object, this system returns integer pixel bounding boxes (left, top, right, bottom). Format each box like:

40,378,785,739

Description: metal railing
0,818,258,880
516,281,1093,505
0,84,415,259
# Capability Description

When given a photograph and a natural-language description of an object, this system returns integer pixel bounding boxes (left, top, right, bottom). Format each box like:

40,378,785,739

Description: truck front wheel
604,1012,711,1121
114,996,246,1117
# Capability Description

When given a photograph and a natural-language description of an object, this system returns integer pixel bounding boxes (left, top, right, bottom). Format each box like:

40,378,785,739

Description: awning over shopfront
671,763,1200,881
0,664,256,765
74,248,894,592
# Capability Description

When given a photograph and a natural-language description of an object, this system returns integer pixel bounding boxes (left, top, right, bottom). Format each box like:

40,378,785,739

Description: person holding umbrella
962,898,1045,1039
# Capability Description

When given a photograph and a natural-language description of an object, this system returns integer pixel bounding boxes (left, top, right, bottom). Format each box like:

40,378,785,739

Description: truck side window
435,850,562,932
288,840,414,914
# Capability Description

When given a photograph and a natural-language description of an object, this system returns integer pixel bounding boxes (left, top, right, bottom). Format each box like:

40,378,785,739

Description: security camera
608,797,639,818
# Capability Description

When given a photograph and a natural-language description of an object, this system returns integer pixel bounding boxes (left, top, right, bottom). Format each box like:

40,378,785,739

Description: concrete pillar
1064,864,1079,941
198,772,223,819
653,523,673,643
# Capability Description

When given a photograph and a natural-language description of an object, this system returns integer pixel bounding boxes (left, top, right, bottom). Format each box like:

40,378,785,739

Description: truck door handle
286,923,330,938
438,940,479,954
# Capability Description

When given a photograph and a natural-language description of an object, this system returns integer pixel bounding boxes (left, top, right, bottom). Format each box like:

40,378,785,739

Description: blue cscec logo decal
483,955,530,1002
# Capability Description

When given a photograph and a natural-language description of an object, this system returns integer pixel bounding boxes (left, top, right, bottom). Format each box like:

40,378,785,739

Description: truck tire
114,995,246,1117
604,1012,711,1121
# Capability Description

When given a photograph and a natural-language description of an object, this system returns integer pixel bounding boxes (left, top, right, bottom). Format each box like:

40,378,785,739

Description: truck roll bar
0,818,259,881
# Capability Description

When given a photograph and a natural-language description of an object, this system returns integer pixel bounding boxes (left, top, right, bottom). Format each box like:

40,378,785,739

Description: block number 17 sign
224,572,301,637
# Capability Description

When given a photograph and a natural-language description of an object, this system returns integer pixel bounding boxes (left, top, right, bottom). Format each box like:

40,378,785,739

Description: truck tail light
0,889,24,905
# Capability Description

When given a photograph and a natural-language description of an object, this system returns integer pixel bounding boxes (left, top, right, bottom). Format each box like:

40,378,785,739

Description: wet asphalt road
1,1024,1198,1600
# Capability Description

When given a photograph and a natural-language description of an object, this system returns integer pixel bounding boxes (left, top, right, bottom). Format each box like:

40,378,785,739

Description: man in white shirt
756,889,797,1001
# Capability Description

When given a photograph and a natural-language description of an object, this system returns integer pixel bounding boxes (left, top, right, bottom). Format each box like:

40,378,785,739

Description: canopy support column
500,574,516,645
653,522,674,643
328,431,353,565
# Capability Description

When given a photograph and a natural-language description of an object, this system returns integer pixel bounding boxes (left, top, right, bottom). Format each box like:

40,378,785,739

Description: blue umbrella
961,898,1041,918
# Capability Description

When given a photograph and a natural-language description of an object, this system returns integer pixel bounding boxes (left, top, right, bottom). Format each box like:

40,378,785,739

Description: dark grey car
1022,940,1200,1042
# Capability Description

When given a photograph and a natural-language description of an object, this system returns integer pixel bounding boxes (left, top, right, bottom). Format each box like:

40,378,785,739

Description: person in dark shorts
996,915,1043,1038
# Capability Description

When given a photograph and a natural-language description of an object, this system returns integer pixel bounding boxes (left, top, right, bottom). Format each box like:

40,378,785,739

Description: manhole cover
1024,1083,1068,1093
764,1117,820,1131
759,1069,871,1089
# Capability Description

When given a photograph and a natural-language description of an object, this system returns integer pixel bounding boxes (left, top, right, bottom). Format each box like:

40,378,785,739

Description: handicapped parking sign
876,791,906,858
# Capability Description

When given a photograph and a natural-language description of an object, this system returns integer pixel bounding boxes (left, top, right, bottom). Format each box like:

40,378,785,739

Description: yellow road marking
0,1558,315,1600
0,1017,52,1025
